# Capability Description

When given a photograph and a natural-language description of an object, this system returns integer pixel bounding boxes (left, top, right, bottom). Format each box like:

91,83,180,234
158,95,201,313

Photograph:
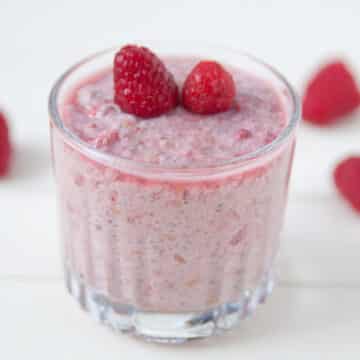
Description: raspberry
113,45,178,118
334,156,360,213
0,112,12,177
303,61,360,125
182,61,236,115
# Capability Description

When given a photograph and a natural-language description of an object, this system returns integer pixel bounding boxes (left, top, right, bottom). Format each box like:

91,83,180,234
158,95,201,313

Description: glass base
65,267,274,344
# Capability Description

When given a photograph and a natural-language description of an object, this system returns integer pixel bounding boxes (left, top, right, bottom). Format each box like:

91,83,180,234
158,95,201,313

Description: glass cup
49,43,300,343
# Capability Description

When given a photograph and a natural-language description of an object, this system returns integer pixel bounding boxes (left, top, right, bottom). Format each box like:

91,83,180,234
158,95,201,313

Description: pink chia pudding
50,47,298,341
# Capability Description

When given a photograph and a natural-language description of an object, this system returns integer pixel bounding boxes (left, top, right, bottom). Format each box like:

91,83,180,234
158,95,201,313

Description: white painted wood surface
1,0,359,357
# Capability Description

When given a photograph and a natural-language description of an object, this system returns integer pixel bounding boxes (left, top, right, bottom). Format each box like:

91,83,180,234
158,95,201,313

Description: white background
1,0,360,358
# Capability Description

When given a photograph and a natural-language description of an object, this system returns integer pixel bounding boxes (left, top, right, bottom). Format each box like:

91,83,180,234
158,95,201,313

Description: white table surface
1,0,360,358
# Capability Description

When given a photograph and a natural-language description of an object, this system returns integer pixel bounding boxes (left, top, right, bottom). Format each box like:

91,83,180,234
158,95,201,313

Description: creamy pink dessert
53,57,291,310
50,46,298,341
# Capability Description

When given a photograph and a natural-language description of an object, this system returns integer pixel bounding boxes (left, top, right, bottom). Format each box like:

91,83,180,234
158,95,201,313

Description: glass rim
48,45,300,178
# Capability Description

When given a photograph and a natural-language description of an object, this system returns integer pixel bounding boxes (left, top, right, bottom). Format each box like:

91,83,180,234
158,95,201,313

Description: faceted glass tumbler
49,43,300,343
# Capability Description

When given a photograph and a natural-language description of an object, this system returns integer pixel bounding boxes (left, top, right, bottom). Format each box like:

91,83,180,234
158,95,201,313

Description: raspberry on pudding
113,45,179,118
182,60,236,114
